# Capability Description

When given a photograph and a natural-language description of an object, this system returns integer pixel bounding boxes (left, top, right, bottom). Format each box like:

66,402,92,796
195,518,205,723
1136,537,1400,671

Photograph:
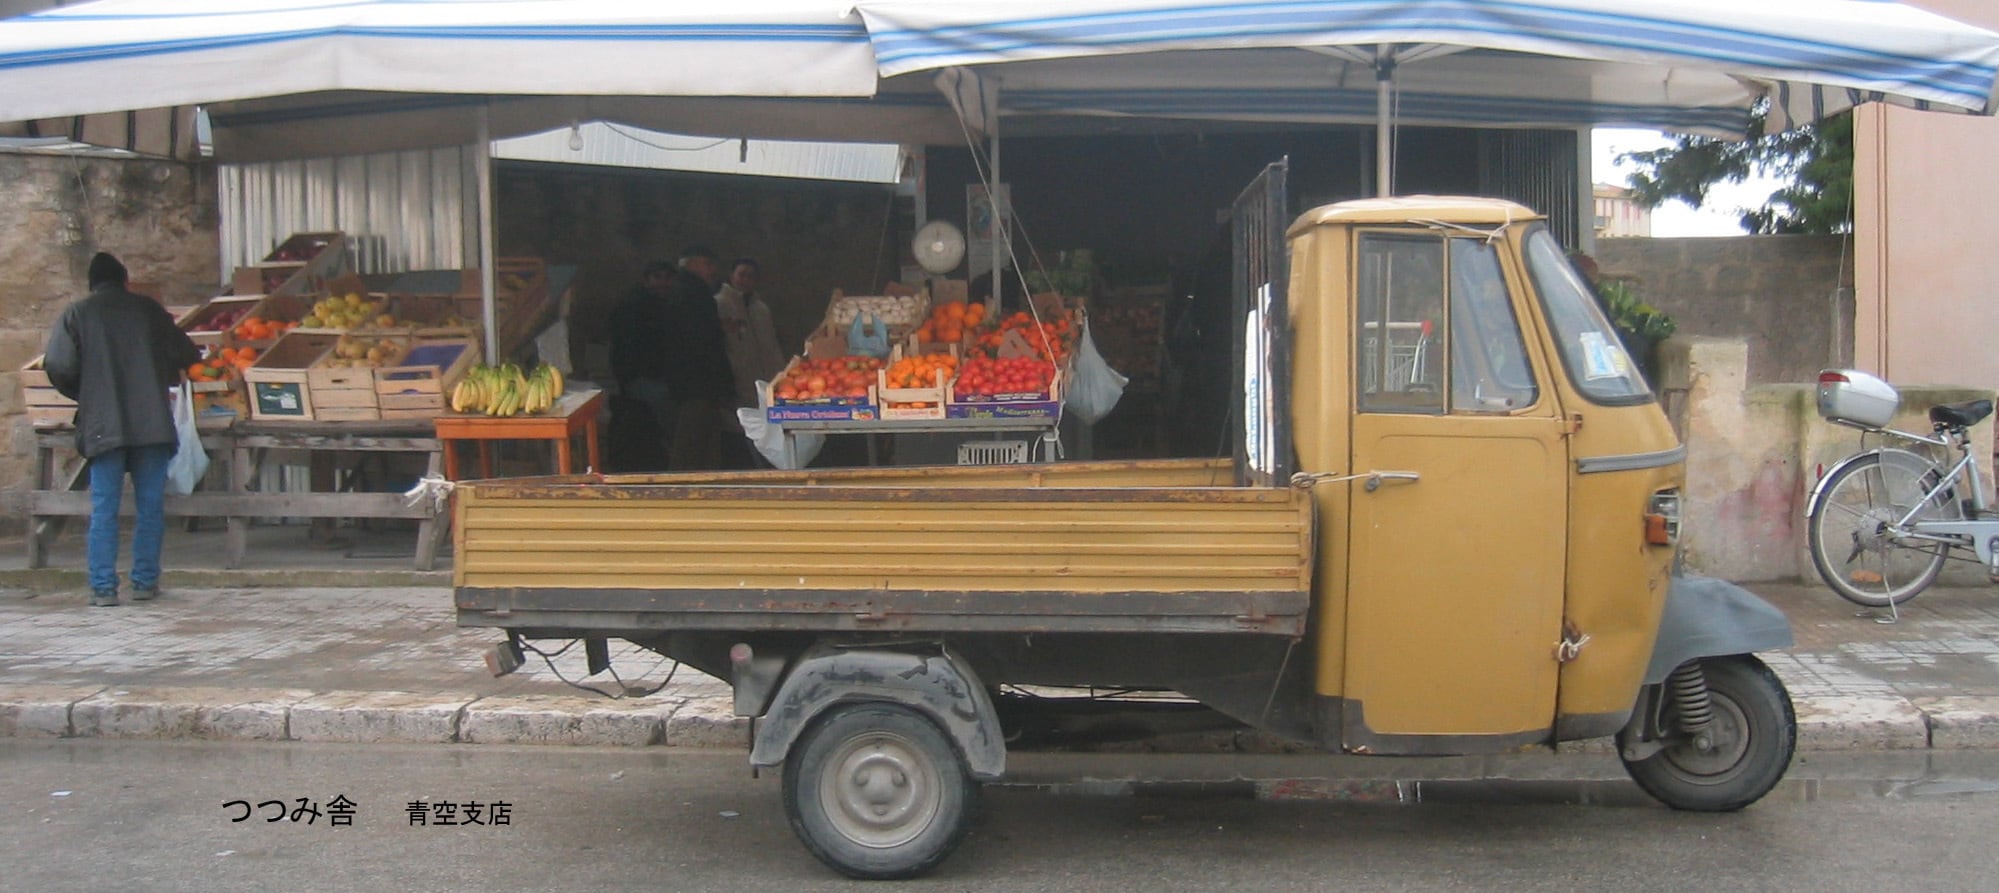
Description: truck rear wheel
1621,656,1795,812
782,702,978,879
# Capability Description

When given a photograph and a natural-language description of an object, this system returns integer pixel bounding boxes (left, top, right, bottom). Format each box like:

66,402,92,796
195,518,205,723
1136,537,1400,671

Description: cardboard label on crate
933,280,969,306
252,381,309,418
946,400,1059,421
804,324,849,361
767,404,879,423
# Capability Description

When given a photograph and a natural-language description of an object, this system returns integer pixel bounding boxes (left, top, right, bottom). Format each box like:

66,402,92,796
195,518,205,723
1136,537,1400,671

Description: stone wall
1595,235,1851,385
1663,336,1995,583
1,153,222,532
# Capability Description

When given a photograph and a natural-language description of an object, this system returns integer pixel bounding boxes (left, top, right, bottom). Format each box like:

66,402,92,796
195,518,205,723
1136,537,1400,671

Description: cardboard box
946,368,1063,420
762,357,879,423
244,332,338,420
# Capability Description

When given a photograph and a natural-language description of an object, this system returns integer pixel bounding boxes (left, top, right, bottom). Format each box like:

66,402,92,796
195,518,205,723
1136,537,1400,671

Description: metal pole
1375,52,1395,198
989,89,1003,312
475,104,498,362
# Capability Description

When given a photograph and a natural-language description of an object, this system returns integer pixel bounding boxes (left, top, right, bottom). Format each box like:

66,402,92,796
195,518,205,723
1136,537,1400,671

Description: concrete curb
1,686,1990,752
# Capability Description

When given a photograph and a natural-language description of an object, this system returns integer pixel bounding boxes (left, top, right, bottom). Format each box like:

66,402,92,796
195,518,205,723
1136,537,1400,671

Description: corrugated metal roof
493,122,903,184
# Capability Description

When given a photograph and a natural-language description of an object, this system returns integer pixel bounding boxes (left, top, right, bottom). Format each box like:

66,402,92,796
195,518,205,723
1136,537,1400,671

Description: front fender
1642,575,1794,684
747,645,1005,781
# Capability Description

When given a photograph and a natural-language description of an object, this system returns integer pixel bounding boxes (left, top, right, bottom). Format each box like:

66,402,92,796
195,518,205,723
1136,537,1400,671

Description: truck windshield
1521,226,1652,404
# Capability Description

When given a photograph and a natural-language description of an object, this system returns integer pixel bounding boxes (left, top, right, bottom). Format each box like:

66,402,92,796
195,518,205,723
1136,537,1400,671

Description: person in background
661,245,736,471
714,257,786,468
43,252,201,607
607,260,677,470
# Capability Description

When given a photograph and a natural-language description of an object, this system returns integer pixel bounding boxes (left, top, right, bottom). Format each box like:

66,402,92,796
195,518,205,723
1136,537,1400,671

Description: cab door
1340,231,1568,753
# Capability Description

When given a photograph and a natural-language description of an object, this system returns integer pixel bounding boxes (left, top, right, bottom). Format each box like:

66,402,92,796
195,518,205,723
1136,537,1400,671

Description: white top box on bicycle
1817,369,1900,430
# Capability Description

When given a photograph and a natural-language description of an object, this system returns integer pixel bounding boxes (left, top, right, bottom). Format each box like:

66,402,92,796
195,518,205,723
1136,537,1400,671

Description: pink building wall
1853,1,1999,386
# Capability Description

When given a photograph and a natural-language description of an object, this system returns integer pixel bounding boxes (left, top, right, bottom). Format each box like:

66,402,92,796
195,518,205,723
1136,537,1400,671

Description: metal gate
1230,158,1291,488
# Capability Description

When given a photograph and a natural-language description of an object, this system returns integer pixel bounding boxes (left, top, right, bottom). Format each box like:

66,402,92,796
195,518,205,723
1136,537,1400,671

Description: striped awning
857,0,1999,137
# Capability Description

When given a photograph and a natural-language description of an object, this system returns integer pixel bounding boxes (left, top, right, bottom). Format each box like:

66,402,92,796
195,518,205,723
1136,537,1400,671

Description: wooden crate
244,332,337,421
176,295,264,346
232,232,350,298
18,355,77,428
372,338,478,418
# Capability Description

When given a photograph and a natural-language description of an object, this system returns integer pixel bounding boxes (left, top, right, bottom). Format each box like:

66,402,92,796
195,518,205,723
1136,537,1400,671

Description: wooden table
778,414,1063,467
27,419,446,570
432,388,604,480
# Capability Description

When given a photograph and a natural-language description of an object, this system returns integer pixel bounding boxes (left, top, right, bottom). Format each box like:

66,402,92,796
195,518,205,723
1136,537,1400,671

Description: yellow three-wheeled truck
454,179,1794,879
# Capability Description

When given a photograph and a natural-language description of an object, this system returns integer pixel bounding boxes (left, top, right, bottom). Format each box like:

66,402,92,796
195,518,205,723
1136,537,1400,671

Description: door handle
1364,471,1420,492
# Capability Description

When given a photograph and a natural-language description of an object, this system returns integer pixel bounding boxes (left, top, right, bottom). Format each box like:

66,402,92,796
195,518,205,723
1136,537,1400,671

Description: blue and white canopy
858,0,1999,137
0,0,931,160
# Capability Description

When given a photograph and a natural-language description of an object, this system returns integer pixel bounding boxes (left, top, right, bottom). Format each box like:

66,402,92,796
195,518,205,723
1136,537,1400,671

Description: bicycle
1806,370,1999,619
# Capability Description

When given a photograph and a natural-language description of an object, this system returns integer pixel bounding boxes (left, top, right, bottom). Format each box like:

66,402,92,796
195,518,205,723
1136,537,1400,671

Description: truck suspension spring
1668,661,1715,739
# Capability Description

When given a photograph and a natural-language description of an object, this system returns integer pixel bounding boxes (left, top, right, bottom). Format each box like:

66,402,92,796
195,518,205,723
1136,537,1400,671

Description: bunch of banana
448,362,566,417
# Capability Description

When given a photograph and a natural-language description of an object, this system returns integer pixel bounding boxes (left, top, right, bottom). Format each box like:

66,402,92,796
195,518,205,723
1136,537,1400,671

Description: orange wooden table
433,388,604,480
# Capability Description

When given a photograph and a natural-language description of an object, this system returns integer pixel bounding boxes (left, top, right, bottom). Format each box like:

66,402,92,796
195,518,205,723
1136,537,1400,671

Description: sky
1592,128,1787,238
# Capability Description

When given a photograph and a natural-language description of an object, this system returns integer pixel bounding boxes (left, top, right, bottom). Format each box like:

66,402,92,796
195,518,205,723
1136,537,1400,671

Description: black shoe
89,590,119,607
131,587,159,602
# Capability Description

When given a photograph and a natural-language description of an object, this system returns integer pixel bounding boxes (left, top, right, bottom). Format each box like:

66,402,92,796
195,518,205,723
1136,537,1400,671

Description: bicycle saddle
1929,400,1993,429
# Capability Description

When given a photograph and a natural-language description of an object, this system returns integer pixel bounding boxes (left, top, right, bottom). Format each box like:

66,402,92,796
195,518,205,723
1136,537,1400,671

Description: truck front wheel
1621,655,1795,812
782,702,979,879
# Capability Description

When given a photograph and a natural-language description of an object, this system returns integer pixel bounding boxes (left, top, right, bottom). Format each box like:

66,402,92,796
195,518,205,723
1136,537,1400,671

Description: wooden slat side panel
457,487,1314,595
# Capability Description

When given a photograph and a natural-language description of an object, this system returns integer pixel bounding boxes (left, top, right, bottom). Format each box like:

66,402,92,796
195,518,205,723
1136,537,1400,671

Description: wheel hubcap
1665,693,1750,781
820,732,941,848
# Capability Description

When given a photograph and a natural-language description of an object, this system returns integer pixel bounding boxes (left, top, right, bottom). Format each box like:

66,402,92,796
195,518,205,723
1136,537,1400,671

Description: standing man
43,252,201,606
608,260,677,470
714,257,786,467
660,245,736,471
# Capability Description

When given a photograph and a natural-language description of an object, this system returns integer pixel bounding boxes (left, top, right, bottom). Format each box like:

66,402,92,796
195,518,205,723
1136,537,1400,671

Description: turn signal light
1645,489,1681,546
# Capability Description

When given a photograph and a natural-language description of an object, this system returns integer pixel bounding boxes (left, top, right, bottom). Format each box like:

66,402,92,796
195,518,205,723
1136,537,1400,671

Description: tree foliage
1619,104,1853,235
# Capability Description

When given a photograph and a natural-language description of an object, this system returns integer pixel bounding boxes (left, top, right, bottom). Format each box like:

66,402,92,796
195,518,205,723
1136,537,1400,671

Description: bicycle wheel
1807,451,1960,607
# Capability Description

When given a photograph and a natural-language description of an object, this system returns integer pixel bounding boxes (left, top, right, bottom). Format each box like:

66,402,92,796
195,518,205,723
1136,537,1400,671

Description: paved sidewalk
1,524,1996,752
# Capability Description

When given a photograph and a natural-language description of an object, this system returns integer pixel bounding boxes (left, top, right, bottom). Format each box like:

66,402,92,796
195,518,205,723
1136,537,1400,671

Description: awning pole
989,95,1003,311
475,104,498,362
1376,51,1395,198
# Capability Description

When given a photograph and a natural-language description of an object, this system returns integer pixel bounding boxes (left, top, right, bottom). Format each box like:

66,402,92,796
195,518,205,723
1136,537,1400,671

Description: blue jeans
86,443,176,595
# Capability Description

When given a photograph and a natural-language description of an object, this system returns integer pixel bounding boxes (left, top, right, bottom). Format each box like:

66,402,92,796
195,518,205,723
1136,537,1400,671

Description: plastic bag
1066,319,1128,424
740,383,825,469
847,312,891,359
165,382,209,495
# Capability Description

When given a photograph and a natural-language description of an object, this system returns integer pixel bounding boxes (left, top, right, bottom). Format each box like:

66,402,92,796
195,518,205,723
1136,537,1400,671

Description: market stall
20,232,590,569
758,285,1081,468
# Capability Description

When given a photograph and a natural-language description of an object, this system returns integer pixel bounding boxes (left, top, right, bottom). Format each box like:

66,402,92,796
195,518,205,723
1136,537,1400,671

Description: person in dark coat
607,260,677,470
43,252,201,606
659,245,736,471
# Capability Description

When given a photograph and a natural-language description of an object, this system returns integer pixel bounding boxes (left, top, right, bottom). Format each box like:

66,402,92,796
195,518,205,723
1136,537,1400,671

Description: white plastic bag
164,382,209,495
740,382,825,469
1066,319,1128,424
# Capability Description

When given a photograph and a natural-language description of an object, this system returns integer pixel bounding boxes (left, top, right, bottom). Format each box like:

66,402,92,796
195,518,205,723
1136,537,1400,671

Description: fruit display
319,334,406,369
188,345,258,382
306,292,396,330
826,292,927,329
185,302,256,334
448,362,564,417
883,352,958,390
972,310,1074,363
231,316,300,342
913,300,985,346
953,356,1058,401
772,356,882,402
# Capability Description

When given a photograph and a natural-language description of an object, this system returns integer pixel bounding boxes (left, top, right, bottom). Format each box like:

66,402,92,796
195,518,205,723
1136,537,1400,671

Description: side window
1448,238,1537,412
1355,233,1445,414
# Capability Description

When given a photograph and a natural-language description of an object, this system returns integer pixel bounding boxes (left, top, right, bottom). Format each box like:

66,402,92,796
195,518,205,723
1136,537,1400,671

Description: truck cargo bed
453,459,1314,637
